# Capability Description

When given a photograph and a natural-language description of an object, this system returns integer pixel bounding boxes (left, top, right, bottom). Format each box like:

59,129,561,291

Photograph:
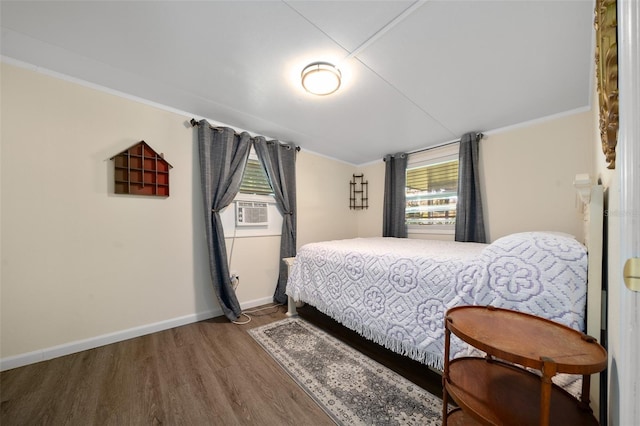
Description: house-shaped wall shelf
110,141,172,197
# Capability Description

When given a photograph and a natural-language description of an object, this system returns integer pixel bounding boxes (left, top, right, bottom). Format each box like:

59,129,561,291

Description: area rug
248,317,444,425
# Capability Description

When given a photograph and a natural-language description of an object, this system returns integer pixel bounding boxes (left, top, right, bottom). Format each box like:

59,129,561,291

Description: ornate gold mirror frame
595,0,619,169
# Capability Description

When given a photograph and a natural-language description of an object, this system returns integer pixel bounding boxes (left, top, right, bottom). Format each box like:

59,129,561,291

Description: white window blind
406,144,459,230
239,158,273,196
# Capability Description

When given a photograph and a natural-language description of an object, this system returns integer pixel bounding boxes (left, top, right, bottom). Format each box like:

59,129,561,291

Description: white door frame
615,0,639,424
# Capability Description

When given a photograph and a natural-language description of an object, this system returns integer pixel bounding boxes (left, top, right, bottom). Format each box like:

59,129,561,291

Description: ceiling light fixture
301,62,341,96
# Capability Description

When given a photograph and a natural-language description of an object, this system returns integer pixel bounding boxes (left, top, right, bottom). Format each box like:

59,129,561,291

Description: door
615,0,639,424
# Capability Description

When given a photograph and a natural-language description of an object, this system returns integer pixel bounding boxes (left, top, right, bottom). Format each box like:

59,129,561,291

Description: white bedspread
286,233,588,370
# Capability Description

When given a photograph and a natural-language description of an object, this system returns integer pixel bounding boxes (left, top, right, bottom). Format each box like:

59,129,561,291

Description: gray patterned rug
248,317,444,425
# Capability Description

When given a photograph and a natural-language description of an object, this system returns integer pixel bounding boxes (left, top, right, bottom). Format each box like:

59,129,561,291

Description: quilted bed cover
286,233,588,370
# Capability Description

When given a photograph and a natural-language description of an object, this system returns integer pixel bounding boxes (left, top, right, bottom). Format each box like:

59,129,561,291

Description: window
221,149,280,238
406,144,459,232
239,150,273,196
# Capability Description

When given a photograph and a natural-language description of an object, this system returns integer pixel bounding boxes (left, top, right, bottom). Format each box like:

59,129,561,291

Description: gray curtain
197,120,252,321
383,153,408,238
455,132,486,243
254,138,297,304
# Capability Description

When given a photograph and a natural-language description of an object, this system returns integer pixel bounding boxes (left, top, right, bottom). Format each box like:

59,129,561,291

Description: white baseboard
239,296,274,311
0,296,274,372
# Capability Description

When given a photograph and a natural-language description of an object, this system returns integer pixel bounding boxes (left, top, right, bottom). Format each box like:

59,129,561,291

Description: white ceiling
0,0,595,165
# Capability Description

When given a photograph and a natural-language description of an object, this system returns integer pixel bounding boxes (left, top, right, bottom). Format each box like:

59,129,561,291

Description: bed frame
285,178,605,418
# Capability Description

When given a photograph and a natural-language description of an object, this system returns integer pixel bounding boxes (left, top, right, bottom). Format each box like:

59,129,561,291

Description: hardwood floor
0,305,334,426
1,304,445,425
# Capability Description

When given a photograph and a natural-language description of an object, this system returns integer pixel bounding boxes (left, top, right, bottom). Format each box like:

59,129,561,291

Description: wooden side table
442,306,607,426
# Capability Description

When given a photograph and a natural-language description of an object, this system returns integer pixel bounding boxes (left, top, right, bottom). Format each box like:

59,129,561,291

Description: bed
285,180,605,415
286,232,587,369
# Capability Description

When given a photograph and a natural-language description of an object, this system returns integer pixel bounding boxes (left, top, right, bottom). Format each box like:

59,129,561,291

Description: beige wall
0,60,599,365
354,111,595,242
0,63,356,361
296,152,358,247
1,63,213,359
354,161,385,238
480,110,594,242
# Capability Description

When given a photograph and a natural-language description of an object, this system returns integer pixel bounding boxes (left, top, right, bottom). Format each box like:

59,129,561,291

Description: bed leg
283,257,299,317
286,296,298,317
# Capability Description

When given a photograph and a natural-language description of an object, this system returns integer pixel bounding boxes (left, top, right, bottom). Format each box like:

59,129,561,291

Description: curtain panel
383,153,408,238
254,138,297,304
455,132,486,243
197,120,252,321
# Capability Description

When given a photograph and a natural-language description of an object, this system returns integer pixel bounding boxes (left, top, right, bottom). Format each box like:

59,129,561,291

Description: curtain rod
190,118,300,151
407,132,484,156
190,118,229,132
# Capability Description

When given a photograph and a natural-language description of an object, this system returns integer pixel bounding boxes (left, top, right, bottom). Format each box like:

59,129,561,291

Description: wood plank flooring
1,304,445,425
0,305,334,426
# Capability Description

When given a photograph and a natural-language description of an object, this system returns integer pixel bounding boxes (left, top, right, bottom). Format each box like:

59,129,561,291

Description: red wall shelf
111,141,172,197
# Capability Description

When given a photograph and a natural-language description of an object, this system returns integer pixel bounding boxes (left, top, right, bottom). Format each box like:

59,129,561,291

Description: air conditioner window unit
236,201,269,226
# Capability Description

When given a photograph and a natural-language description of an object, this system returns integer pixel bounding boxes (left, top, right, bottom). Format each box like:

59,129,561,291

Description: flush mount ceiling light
301,62,342,96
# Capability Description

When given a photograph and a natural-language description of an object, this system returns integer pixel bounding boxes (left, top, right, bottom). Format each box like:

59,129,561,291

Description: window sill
407,226,455,235
235,193,276,204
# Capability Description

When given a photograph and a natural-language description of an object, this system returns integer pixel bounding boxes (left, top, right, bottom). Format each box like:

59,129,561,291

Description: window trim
234,192,276,204
406,143,459,235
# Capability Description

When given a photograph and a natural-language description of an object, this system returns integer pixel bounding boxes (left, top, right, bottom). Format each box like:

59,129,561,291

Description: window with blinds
239,157,273,196
406,158,458,228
